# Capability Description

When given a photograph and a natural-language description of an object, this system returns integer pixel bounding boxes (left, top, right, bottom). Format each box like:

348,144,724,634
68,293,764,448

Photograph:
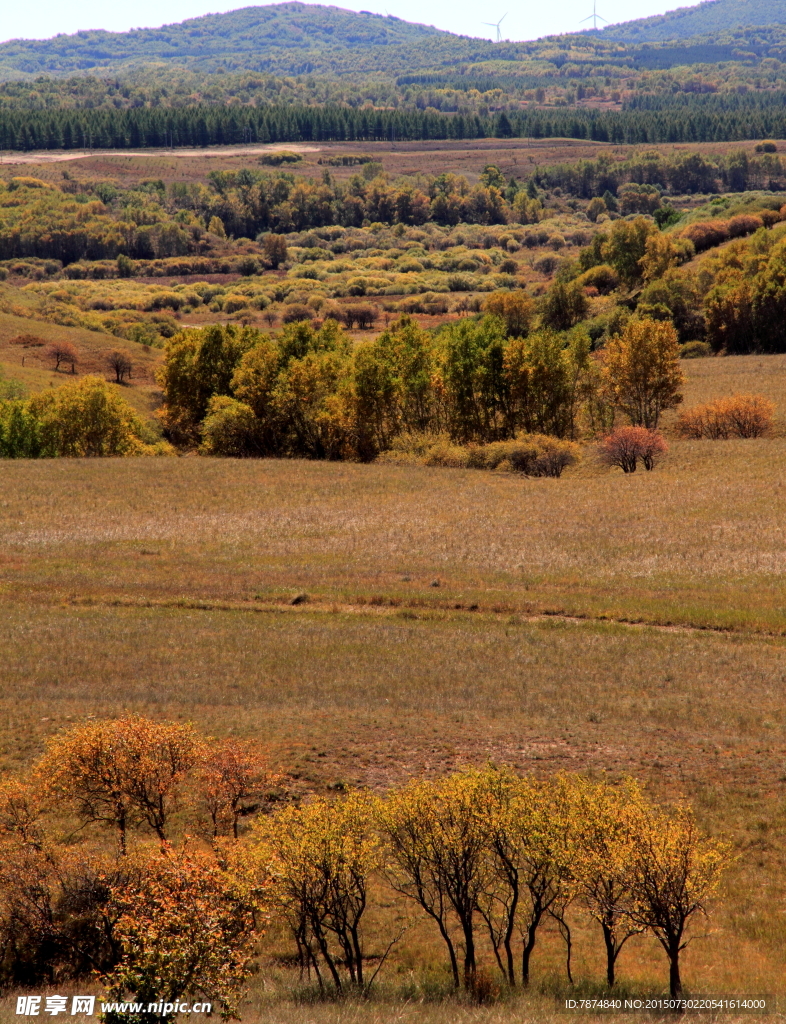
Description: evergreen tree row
2,100,786,152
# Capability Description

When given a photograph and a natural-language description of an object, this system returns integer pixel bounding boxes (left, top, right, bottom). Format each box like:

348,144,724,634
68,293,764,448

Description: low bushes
680,210,782,253
599,427,668,473
676,394,774,439
380,431,581,477
679,340,712,359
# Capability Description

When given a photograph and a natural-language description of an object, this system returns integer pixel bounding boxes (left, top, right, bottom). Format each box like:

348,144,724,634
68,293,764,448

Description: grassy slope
0,292,164,422
1,356,786,1016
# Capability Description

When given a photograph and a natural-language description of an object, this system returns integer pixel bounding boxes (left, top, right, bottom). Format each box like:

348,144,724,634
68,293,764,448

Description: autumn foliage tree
600,426,668,473
474,770,574,989
36,716,200,852
569,778,647,987
197,740,278,840
602,318,684,428
253,792,379,992
26,377,157,457
626,806,728,999
104,844,261,1023
483,291,535,338
45,341,79,374
262,233,288,268
107,351,133,384
380,772,490,990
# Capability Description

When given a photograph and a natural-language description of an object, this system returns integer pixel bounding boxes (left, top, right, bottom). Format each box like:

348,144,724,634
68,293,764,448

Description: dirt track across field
0,143,323,164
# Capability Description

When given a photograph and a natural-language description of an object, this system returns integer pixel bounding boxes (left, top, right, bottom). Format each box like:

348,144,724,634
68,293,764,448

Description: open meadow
2,351,786,1019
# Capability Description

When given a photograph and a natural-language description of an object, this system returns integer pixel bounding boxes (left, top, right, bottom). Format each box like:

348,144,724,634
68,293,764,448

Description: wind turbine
581,1,607,30
482,13,507,42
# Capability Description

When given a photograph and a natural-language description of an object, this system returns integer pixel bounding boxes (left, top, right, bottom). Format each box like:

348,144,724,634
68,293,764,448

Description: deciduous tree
105,844,260,1023
627,807,728,999
36,716,200,852
602,318,684,428
254,793,379,992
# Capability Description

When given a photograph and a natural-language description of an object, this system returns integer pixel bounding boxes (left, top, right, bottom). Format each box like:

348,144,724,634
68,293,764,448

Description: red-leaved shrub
600,426,668,473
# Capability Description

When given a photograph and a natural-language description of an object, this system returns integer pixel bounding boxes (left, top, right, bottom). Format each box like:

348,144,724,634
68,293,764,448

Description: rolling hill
0,3,497,77
600,0,786,41
0,0,785,82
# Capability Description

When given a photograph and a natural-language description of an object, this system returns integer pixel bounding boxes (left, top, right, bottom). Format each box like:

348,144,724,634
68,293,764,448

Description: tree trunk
117,806,127,856
668,943,682,1000
436,917,460,989
350,922,364,988
521,920,538,987
602,921,616,988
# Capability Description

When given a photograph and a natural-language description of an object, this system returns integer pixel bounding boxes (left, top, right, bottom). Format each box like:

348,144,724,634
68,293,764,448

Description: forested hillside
3,0,786,81
0,4,493,77
600,0,786,41
1,4,786,146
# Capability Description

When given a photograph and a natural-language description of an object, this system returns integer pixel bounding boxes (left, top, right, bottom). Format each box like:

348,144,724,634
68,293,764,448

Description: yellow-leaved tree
253,791,380,993
627,805,729,999
569,777,648,987
27,376,165,456
474,770,575,989
602,317,684,428
379,769,492,991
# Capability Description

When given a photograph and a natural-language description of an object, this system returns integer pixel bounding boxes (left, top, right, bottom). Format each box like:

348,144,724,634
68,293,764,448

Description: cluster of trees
176,165,544,235
0,171,539,266
0,377,169,458
702,232,786,353
536,148,786,198
0,179,206,265
0,717,728,1014
575,212,786,353
0,716,272,1010
157,313,684,458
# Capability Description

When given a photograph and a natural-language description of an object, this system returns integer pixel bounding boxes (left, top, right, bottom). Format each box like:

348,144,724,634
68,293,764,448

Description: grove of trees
0,716,729,1016
156,312,683,461
0,377,171,458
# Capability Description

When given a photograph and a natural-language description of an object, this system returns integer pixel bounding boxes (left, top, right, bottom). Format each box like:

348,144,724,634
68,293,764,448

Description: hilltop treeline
11,97,786,152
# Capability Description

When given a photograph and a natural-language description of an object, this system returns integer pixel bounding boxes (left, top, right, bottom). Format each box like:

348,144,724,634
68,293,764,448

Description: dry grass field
0,138,775,189
2,354,786,1018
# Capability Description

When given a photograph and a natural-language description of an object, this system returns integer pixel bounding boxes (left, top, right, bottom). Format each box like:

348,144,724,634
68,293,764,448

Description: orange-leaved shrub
600,426,668,474
676,394,774,439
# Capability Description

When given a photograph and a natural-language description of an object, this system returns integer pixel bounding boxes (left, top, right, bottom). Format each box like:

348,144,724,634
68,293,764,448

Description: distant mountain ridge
1,0,786,79
0,3,495,77
599,0,786,41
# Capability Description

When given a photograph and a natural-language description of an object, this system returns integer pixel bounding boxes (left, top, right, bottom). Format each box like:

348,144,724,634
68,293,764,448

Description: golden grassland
2,355,786,1020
